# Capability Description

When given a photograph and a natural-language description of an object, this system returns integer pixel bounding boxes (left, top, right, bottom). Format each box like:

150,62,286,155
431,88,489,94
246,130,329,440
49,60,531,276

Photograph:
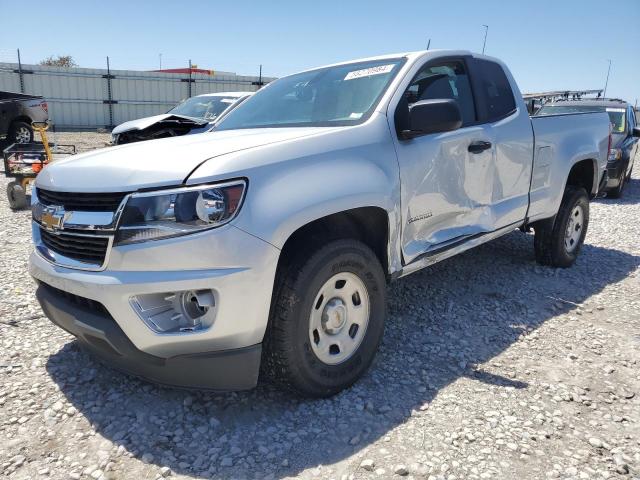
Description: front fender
243,156,399,249
187,117,402,271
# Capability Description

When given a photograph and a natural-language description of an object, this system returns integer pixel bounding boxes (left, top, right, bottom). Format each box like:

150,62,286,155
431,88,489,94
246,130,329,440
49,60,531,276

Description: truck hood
111,114,208,134
36,127,332,192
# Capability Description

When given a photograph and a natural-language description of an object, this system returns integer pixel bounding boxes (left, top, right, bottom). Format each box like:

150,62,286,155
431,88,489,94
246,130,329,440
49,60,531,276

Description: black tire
263,239,387,397
8,121,33,144
534,186,589,268
7,181,28,210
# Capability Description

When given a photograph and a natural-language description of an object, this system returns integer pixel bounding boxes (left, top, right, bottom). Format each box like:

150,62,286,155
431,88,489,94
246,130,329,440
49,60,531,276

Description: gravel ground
1,133,638,480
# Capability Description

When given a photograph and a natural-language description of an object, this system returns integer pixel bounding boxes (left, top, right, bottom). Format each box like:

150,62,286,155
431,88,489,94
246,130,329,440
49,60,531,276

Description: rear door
468,58,534,229
390,57,496,263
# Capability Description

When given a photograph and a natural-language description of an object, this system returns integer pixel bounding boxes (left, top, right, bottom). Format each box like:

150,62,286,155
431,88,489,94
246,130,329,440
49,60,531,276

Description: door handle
468,140,492,154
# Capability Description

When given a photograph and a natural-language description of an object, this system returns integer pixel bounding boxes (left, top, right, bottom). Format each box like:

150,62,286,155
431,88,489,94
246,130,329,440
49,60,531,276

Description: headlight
115,180,246,245
608,148,622,161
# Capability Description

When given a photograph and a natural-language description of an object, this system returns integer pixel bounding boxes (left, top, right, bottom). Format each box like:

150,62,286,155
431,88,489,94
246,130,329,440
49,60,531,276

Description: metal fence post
17,49,25,93
103,56,115,130
252,64,265,89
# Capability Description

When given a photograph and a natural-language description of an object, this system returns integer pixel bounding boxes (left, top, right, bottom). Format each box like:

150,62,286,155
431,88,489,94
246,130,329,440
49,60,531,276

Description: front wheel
534,186,589,268
263,239,387,397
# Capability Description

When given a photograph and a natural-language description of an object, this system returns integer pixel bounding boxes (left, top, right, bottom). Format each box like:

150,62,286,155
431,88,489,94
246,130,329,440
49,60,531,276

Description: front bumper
36,282,262,390
30,223,280,361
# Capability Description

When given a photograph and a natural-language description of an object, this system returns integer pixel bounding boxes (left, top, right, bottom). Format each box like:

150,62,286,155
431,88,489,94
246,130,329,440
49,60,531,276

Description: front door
391,58,496,264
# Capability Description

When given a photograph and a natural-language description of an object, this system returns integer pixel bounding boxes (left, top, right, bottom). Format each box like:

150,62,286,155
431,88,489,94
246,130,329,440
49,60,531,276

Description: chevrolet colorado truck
29,50,610,397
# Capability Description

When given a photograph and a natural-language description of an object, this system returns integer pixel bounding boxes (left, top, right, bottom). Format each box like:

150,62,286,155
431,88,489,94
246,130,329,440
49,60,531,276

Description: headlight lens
608,148,622,161
115,180,246,245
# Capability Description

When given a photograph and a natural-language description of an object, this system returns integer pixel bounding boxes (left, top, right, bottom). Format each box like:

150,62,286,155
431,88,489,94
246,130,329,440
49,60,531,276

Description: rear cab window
470,59,517,122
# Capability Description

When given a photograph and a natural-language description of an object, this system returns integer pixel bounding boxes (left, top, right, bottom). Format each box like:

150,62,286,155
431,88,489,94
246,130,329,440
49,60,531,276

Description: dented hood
111,114,208,134
36,127,331,192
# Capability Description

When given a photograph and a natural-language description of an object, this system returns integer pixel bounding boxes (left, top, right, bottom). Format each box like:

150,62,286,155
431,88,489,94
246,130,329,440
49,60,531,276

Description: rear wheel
8,121,33,144
263,239,386,397
534,186,589,268
7,181,28,210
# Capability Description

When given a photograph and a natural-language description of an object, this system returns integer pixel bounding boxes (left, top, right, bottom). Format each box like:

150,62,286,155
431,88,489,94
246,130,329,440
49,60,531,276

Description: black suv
536,99,640,198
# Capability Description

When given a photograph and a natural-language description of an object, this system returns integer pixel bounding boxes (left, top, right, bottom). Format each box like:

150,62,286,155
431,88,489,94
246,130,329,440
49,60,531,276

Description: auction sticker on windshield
344,64,395,80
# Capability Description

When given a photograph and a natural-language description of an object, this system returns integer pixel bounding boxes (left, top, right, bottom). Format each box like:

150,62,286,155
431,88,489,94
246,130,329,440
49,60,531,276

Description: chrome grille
36,188,129,212
39,228,109,265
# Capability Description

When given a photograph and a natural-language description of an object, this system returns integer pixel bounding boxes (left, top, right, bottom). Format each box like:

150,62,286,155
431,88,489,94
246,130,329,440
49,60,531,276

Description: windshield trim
216,57,408,131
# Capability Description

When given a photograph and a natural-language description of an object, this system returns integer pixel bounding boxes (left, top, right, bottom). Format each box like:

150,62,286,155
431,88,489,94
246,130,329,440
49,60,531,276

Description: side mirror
633,126,640,138
400,99,462,139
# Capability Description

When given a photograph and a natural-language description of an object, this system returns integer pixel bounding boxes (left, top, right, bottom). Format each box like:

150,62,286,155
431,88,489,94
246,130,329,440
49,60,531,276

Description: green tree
39,55,78,68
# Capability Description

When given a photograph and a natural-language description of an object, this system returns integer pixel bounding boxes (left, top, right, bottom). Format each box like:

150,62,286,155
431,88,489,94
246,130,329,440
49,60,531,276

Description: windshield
169,95,241,121
216,58,405,130
537,105,627,134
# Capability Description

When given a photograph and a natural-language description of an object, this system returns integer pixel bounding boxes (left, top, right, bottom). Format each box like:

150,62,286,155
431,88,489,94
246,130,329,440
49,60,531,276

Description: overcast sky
1,0,639,104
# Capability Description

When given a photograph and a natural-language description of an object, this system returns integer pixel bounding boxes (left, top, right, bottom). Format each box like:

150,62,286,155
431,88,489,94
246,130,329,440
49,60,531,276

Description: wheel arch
277,206,392,281
10,116,33,128
565,157,598,198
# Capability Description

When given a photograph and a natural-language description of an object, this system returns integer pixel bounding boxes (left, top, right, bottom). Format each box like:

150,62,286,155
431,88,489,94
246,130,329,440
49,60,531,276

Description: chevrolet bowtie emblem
40,205,67,231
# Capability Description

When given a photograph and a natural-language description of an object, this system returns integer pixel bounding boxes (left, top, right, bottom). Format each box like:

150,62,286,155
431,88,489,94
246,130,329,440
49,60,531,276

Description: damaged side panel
394,125,496,263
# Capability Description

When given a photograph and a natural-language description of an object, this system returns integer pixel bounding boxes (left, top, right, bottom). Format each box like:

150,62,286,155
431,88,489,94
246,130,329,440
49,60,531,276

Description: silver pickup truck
29,50,610,397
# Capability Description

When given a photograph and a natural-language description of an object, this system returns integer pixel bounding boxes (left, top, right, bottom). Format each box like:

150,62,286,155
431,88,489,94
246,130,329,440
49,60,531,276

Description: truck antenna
603,59,612,98
482,25,489,54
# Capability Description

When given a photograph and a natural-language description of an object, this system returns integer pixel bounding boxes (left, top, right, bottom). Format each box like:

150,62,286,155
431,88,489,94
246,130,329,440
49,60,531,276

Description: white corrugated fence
0,62,274,130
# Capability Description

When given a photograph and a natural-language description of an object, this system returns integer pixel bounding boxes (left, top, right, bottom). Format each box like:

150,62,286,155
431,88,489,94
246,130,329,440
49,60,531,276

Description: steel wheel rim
15,127,30,143
308,271,370,365
564,204,584,253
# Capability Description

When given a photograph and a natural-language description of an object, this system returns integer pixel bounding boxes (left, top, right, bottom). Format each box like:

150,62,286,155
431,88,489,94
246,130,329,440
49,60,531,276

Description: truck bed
527,111,610,222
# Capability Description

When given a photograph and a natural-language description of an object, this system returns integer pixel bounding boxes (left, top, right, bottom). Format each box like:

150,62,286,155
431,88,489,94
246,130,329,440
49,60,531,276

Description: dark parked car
536,99,640,198
0,91,49,145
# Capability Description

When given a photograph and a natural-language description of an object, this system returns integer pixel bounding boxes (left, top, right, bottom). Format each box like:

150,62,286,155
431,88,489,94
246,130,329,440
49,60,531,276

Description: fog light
130,289,216,333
